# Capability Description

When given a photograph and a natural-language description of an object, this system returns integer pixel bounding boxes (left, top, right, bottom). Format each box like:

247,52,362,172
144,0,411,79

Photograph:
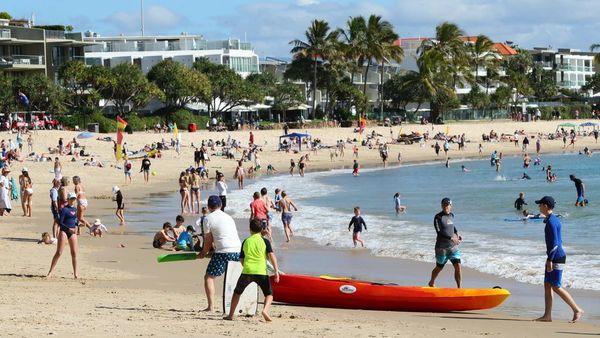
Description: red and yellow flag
116,116,127,160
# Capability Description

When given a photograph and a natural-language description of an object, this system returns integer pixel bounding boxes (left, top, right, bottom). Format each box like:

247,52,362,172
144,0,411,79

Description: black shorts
234,274,272,297
152,239,161,248
219,196,227,210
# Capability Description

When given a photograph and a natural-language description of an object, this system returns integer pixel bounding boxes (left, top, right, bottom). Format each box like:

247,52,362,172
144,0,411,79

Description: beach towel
10,177,19,200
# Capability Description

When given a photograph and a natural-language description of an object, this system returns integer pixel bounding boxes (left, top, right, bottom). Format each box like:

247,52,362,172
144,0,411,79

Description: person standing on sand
47,192,79,279
279,191,298,243
0,167,12,216
536,137,542,155
429,197,462,288
53,157,62,181
235,160,245,189
249,131,254,147
215,173,228,211
72,176,90,234
178,171,191,214
434,142,440,156
140,155,151,183
50,179,61,238
198,196,241,312
113,186,125,225
19,168,33,217
533,196,584,322
348,207,367,248
124,159,132,183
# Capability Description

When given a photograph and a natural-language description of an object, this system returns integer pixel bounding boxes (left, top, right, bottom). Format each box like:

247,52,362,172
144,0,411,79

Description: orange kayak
271,274,510,312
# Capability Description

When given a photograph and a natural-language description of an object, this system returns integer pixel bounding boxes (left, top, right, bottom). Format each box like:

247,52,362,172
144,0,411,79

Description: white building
83,33,259,77
530,47,596,91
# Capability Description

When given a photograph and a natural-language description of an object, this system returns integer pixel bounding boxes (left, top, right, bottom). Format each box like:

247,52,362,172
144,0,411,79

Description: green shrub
538,104,592,120
90,111,117,133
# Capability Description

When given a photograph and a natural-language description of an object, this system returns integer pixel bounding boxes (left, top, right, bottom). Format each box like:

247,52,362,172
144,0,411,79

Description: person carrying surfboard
429,197,462,288
198,196,241,312
224,219,279,322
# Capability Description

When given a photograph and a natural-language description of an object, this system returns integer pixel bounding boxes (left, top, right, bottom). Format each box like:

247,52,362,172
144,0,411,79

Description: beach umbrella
77,131,94,139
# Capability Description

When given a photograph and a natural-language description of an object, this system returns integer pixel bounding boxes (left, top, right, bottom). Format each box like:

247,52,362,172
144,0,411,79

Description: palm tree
417,22,469,121
591,44,600,68
376,30,403,120
290,20,339,119
340,16,367,86
469,35,499,87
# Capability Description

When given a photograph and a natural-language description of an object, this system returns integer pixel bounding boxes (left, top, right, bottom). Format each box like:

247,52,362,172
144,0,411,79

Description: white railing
0,29,10,39
0,55,45,66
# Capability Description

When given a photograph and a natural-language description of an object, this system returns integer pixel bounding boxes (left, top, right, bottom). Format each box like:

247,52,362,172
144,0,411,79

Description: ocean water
225,153,600,291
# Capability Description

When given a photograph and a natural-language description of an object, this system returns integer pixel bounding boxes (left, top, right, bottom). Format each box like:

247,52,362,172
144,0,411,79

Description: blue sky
4,0,599,57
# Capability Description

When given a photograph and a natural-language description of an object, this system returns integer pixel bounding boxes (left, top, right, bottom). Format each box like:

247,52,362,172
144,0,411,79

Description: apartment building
530,47,596,91
83,34,260,78
0,18,89,82
397,36,517,95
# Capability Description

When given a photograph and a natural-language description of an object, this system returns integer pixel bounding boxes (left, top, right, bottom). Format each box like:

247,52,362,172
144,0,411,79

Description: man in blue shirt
534,196,583,323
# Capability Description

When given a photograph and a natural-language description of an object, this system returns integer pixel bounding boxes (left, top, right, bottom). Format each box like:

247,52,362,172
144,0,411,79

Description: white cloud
103,5,186,35
297,0,319,6
211,0,600,57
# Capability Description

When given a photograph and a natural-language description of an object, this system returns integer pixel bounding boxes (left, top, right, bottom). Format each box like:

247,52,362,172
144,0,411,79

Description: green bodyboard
157,252,197,263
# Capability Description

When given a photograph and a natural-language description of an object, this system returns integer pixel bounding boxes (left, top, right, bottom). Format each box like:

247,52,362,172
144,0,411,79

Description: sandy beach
1,120,600,337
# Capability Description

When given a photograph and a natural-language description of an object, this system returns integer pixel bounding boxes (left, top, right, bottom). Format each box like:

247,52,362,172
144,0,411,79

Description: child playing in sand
175,225,196,251
224,219,280,322
348,207,367,248
38,232,57,245
89,219,108,237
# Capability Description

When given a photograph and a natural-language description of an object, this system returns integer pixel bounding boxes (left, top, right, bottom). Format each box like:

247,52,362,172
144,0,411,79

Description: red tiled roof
396,36,517,56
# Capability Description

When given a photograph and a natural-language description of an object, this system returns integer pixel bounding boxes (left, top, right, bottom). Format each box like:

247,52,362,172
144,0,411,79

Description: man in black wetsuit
429,198,462,288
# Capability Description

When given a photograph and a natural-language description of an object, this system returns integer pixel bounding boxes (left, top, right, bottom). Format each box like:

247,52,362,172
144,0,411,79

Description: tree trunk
312,58,317,120
379,61,385,121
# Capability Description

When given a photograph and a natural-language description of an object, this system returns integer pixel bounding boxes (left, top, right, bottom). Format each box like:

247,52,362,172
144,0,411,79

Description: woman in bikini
190,169,201,214
72,176,90,234
19,168,34,217
178,171,190,214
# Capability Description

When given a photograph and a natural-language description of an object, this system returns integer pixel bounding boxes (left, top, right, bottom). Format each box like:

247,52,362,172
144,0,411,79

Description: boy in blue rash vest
429,198,462,288
534,196,584,323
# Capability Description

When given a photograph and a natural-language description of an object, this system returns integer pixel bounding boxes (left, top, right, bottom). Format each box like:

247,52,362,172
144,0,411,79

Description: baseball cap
535,196,555,209
441,197,452,206
22,167,28,172
67,192,77,199
207,195,222,208
112,186,120,193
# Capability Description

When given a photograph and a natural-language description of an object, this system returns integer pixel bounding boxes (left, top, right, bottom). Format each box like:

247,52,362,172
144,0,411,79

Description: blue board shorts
281,212,293,224
435,247,461,267
544,257,566,287
206,252,240,277
577,194,584,203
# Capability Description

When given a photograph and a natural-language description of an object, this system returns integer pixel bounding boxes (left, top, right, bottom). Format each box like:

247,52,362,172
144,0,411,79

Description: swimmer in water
522,172,531,180
461,165,470,172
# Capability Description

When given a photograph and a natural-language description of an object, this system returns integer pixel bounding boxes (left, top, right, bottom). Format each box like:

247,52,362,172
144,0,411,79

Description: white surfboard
223,261,258,316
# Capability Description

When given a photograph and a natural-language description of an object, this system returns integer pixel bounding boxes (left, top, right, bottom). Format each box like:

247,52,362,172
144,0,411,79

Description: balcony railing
558,81,578,87
0,29,10,39
0,55,45,67
45,30,66,40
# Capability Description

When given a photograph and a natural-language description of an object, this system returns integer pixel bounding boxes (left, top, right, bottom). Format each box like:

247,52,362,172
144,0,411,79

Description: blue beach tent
279,132,311,151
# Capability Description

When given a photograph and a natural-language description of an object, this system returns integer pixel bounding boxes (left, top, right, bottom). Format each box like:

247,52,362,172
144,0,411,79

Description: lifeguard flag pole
116,116,128,160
